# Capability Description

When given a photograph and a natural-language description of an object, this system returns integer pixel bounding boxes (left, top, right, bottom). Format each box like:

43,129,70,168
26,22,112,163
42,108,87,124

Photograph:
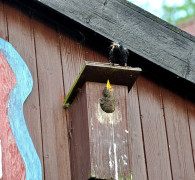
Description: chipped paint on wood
0,51,26,179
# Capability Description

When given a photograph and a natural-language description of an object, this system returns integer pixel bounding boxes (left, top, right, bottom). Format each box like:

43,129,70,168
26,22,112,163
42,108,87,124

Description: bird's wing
125,48,129,55
109,49,113,61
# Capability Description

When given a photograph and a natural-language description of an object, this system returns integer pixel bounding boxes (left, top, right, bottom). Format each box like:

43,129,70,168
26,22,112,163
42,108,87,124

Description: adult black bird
109,40,129,66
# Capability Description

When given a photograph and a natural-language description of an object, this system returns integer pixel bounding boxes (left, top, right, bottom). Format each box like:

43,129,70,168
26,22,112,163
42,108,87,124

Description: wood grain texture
0,1,7,40
137,76,172,180
59,33,85,95
161,87,195,180
5,4,44,179
86,82,131,179
34,0,195,84
187,99,195,166
69,83,90,180
85,45,107,63
33,18,71,180
127,83,147,180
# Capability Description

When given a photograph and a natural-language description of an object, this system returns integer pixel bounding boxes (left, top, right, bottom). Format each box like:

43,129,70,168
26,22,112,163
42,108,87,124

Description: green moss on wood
63,62,86,108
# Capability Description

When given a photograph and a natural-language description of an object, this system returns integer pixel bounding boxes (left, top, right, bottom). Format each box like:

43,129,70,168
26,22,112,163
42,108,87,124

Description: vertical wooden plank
69,83,90,180
59,33,85,95
85,45,107,63
33,18,71,180
187,99,195,165
127,83,147,180
5,4,44,179
137,76,172,180
0,1,7,39
161,87,195,180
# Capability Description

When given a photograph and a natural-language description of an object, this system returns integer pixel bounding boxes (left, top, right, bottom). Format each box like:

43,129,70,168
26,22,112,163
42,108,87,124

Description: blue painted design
0,38,42,180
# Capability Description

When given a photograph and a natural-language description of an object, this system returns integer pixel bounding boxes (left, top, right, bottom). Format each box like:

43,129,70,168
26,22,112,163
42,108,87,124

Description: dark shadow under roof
18,0,195,85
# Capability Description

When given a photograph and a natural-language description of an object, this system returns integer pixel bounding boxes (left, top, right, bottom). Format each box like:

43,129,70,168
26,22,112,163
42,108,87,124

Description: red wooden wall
0,1,195,179
179,20,195,36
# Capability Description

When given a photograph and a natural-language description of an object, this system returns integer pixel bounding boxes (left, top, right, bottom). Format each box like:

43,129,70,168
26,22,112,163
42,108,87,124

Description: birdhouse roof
17,0,195,87
63,61,141,107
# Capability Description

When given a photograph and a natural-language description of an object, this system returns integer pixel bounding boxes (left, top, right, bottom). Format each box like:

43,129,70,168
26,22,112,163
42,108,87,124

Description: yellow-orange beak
107,80,112,89
113,42,120,48
111,42,120,49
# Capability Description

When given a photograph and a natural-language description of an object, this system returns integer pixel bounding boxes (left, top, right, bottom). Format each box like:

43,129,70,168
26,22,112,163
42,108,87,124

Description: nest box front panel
86,82,131,179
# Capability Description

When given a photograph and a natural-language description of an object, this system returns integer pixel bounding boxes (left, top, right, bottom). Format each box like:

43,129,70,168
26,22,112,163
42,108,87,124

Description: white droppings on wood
109,117,119,180
121,154,128,166
0,139,2,179
90,117,94,130
113,143,118,180
124,161,128,166
125,130,129,134
96,102,122,125
109,145,113,169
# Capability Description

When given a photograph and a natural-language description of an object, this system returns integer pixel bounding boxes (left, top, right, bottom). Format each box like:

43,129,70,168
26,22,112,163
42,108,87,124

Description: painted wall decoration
0,139,2,179
0,38,42,180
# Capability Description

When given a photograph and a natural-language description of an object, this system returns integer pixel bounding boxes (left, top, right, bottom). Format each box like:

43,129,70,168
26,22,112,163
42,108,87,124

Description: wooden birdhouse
63,61,141,179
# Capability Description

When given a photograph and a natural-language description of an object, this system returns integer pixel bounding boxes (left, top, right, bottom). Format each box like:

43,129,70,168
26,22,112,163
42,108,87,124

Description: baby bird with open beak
100,80,115,113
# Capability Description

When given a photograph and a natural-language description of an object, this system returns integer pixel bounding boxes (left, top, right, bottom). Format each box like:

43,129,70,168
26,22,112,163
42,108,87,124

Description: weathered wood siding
1,1,195,179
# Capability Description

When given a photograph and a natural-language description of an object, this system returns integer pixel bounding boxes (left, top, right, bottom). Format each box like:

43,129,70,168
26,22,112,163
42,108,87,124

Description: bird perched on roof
109,40,129,66
100,80,115,113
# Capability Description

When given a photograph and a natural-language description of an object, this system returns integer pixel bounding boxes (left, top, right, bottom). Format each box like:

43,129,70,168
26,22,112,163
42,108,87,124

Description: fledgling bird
109,40,129,66
100,80,115,113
